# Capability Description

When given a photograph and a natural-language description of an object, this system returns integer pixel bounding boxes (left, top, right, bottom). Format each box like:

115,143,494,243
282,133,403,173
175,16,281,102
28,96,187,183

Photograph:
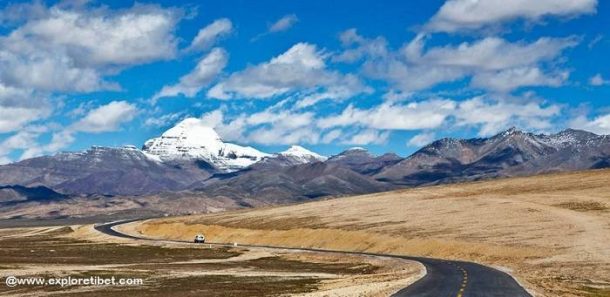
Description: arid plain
133,169,610,297
0,224,422,296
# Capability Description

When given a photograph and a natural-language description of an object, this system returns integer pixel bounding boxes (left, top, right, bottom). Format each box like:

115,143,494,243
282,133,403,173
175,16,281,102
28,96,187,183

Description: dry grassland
136,169,610,296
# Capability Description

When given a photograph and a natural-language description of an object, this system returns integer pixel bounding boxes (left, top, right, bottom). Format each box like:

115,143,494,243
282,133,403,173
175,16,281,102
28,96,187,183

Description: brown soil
0,225,421,296
137,169,610,297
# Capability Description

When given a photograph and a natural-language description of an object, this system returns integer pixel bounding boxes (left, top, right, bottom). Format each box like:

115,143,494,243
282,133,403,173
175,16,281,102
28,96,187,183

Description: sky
0,0,609,163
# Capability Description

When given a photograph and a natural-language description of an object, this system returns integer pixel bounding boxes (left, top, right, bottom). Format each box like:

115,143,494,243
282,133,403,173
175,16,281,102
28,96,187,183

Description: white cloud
0,106,50,133
364,58,466,92
570,114,610,135
317,100,456,130
0,84,52,133
199,109,247,141
333,29,389,63
589,73,609,86
73,101,138,133
345,129,390,145
143,112,185,128
0,125,74,163
186,18,232,52
0,3,180,92
18,129,75,161
269,14,298,32
2,100,140,163
340,30,576,93
198,107,320,145
154,48,227,100
407,132,436,147
409,36,577,71
176,91,564,147
248,126,320,145
198,106,397,146
0,157,11,165
321,129,343,143
251,14,299,41
208,42,369,103
0,128,43,157
471,67,568,92
426,0,597,32
455,96,561,136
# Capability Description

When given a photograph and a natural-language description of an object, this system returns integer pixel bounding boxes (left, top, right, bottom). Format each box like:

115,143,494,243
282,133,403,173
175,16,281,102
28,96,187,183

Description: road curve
95,220,532,297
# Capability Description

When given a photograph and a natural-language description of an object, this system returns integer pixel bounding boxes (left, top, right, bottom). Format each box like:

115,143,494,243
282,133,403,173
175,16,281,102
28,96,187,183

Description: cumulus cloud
198,107,320,145
471,67,568,92
346,129,390,145
570,114,610,135
408,36,577,71
455,96,561,136
18,129,75,161
425,0,597,32
161,89,564,148
208,43,370,103
154,48,227,101
73,101,138,133
0,100,139,163
407,132,436,147
199,107,391,146
0,124,80,164
340,30,576,93
143,112,186,128
195,99,454,146
317,100,457,130
186,18,232,52
333,29,389,63
0,127,44,161
0,106,50,134
0,2,180,92
0,84,52,133
589,73,609,86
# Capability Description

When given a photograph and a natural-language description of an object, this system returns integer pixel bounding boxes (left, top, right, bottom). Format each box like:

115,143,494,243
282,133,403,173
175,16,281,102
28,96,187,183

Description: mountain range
1,117,609,218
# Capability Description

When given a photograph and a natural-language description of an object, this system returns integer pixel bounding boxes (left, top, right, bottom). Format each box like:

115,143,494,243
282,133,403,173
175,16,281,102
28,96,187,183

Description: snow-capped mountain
278,145,327,163
143,118,269,171
247,145,326,169
1,127,610,204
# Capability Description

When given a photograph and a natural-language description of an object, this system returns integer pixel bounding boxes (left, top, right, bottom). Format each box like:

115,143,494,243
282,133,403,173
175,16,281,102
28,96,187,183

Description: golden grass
137,169,610,297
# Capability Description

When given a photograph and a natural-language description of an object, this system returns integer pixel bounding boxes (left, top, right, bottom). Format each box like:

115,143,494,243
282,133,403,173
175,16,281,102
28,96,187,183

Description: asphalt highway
94,220,532,297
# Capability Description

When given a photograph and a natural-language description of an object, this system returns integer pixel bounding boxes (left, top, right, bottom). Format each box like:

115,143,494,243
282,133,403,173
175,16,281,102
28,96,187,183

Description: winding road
95,220,532,297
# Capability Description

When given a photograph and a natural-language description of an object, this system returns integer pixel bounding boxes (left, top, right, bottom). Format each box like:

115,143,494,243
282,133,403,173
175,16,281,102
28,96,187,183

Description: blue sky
0,0,609,162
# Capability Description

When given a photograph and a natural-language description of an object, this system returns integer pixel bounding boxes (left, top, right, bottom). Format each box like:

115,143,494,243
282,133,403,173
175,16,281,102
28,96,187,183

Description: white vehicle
193,234,205,243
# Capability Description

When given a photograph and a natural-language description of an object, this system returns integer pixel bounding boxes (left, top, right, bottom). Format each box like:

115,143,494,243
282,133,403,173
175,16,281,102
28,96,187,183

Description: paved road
95,220,532,297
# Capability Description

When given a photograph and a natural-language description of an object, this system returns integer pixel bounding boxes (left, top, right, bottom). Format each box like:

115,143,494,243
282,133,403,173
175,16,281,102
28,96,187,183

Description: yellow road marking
456,266,468,297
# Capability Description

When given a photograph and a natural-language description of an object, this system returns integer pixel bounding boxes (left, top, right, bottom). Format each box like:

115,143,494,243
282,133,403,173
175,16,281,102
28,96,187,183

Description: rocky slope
1,125,610,218
0,146,214,196
374,128,610,185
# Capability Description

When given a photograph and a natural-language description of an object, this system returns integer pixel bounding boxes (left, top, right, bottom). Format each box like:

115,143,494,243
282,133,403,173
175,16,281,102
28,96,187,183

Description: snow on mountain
142,118,269,171
278,145,327,163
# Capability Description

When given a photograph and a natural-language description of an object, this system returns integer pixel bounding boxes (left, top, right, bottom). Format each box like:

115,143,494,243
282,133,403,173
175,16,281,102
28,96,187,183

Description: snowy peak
333,147,371,158
345,147,368,152
542,128,600,147
278,145,327,162
252,145,326,169
144,118,223,151
142,117,269,171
